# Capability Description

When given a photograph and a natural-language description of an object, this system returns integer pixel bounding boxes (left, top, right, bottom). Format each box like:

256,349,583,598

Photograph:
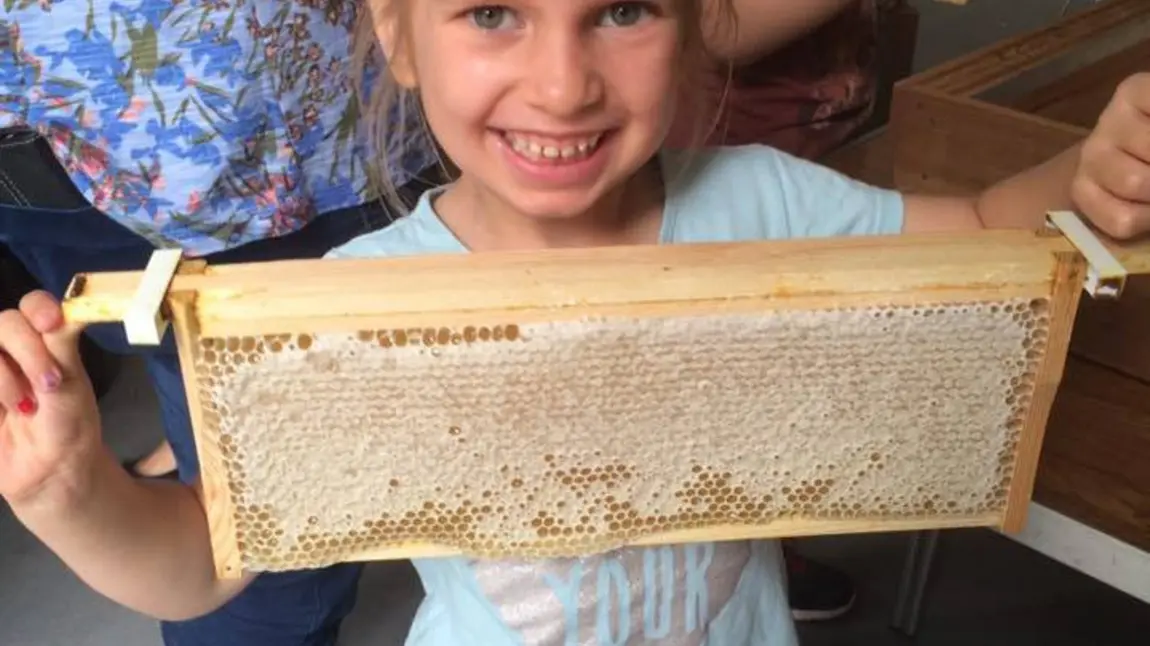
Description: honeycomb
190,298,1051,572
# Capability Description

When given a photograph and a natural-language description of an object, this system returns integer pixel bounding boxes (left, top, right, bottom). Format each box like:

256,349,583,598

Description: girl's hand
1073,72,1150,240
0,291,103,507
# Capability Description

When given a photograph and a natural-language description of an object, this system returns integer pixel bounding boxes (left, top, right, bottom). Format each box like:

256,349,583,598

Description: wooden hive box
888,0,1150,555
60,222,1150,579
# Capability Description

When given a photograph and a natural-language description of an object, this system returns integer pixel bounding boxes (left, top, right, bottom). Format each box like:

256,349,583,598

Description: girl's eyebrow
422,0,488,19
426,0,476,12
432,0,527,17
436,0,505,8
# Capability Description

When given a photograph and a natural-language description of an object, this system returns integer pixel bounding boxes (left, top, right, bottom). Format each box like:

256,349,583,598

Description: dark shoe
785,546,857,621
122,457,178,481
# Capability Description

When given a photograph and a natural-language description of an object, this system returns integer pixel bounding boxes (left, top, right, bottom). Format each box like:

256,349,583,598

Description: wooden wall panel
1033,357,1150,552
1070,276,1150,384
889,88,1086,195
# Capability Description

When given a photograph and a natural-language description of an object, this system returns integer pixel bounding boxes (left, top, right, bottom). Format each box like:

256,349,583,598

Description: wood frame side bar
167,295,245,579
1002,251,1087,533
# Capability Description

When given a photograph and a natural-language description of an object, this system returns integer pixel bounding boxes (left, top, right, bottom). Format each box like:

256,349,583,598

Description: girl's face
390,0,684,221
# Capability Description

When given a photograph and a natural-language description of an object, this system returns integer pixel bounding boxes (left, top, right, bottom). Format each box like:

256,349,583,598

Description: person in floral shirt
1,0,435,253
1,2,438,645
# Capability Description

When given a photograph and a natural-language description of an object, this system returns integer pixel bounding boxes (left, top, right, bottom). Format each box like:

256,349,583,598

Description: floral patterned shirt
1,0,435,256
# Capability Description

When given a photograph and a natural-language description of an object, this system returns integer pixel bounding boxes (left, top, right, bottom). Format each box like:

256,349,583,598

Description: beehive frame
62,224,1137,579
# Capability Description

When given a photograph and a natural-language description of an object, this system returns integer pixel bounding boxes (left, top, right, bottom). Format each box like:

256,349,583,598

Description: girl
1,1,1148,644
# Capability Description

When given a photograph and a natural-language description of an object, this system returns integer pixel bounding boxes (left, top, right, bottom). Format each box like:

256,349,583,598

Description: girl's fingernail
16,397,36,415
42,370,62,392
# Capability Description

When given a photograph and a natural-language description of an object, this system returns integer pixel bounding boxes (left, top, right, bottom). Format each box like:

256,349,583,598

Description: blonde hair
350,0,737,216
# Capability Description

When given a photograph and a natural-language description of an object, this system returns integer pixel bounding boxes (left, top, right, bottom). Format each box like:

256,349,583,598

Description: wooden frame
62,228,1107,578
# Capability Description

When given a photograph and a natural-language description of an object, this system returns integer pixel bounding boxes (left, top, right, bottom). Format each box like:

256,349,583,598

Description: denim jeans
0,125,435,645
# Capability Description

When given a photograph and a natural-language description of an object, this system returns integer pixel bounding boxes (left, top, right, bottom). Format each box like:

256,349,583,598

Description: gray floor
4,1,1150,644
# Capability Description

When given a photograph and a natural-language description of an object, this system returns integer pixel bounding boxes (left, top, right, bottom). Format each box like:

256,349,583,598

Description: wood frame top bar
61,230,1077,333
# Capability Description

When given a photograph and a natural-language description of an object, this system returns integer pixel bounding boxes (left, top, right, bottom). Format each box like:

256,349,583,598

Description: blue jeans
0,126,432,645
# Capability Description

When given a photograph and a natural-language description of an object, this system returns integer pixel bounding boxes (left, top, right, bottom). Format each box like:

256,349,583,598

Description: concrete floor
3,1,1150,645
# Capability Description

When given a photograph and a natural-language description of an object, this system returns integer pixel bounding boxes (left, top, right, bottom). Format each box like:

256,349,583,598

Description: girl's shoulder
325,189,465,260
669,141,847,169
660,144,838,194
659,144,904,242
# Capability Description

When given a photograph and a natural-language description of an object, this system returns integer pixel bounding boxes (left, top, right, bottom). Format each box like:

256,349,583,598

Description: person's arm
902,73,1150,238
0,291,254,623
701,0,859,65
901,144,1082,234
10,446,255,621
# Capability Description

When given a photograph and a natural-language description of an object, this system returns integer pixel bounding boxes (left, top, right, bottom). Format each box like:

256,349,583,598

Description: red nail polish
16,397,36,415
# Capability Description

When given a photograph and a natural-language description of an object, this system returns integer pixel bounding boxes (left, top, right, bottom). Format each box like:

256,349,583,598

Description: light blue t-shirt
328,144,904,645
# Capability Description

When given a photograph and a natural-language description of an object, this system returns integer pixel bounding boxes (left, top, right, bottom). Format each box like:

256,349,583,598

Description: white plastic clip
1044,211,1127,300
124,248,184,345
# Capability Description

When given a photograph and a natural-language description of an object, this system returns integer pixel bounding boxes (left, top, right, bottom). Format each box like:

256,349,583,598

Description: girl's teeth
507,134,602,162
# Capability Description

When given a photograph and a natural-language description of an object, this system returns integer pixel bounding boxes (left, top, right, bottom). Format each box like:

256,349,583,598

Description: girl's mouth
499,130,610,164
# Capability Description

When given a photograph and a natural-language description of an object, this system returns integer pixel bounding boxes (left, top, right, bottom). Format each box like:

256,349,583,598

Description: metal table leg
890,529,941,637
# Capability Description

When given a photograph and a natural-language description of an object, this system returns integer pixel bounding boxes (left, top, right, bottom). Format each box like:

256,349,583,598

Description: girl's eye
599,2,651,27
469,5,516,30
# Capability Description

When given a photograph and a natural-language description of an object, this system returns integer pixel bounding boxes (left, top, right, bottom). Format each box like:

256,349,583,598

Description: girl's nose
524,34,605,117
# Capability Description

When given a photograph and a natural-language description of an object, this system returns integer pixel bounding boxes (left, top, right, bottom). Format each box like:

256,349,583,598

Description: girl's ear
372,0,418,89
